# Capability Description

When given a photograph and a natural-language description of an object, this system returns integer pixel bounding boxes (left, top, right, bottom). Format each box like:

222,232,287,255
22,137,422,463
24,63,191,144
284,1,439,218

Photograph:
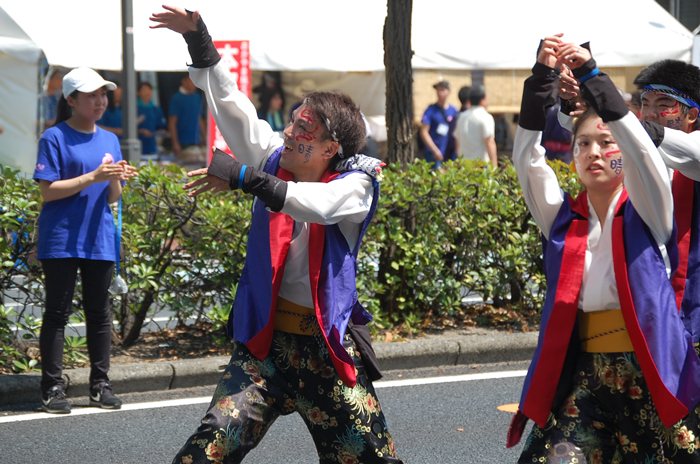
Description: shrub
1,158,580,367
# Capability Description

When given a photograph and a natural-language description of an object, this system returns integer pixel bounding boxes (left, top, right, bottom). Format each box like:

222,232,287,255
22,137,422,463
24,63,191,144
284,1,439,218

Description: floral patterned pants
519,351,700,464
173,331,403,464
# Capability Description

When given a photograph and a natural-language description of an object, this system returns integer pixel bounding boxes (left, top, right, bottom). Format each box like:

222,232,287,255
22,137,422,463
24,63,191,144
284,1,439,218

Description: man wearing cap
419,80,458,169
453,84,498,167
150,6,403,464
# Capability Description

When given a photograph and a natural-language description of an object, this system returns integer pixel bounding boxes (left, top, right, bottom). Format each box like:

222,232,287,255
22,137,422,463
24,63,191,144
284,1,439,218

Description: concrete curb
0,329,538,406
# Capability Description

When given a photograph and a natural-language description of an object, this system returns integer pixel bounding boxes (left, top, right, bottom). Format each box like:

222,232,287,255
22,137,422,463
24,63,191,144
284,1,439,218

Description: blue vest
227,147,378,387
518,190,700,429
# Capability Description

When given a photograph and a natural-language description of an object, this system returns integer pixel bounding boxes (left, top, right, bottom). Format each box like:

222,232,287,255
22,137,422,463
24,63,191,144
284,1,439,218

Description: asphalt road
0,362,531,463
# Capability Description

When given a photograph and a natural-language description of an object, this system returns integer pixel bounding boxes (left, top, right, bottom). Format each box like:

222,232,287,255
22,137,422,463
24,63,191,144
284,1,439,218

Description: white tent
0,0,691,72
0,6,43,174
0,0,693,172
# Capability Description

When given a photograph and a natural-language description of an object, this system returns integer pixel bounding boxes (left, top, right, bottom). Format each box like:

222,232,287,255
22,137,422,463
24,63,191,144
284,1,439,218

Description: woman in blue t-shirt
33,67,137,414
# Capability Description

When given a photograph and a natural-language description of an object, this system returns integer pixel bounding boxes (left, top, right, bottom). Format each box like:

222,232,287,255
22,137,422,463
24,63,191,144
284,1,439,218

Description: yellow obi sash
275,298,317,335
578,309,634,352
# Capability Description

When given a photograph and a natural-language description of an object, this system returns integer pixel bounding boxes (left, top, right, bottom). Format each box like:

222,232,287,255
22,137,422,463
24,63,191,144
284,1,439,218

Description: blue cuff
577,68,600,84
237,165,247,190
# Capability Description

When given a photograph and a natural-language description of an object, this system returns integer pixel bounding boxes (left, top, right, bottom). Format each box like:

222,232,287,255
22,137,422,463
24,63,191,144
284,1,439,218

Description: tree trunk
384,0,414,167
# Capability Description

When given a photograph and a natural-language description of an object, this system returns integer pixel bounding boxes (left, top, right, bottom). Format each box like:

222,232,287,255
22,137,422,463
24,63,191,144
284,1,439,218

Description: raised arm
559,44,673,244
513,36,566,239
150,6,280,169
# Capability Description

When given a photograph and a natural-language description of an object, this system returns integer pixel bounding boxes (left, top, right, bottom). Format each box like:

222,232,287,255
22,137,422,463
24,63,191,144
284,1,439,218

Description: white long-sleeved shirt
514,112,673,312
189,62,374,308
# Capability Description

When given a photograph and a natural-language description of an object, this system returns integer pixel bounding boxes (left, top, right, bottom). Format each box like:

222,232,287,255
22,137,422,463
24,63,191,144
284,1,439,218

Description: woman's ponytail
53,92,76,127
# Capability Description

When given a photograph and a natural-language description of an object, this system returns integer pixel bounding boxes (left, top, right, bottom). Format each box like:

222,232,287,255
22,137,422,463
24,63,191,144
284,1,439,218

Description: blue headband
642,84,700,111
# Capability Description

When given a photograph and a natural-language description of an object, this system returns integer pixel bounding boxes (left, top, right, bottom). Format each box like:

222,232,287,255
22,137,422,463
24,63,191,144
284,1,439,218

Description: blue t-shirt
97,107,123,140
33,122,123,261
421,103,458,162
169,90,204,145
138,100,166,155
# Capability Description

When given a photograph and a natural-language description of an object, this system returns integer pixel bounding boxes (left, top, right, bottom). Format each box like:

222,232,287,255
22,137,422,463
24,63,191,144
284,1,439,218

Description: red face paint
295,108,320,142
299,108,314,124
660,101,680,118
596,123,610,132
604,149,621,159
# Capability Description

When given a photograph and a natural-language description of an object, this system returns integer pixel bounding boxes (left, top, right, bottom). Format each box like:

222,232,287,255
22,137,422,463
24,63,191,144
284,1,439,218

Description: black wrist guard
208,149,242,188
182,15,221,69
519,67,558,131
241,168,288,213
208,149,288,212
575,58,629,122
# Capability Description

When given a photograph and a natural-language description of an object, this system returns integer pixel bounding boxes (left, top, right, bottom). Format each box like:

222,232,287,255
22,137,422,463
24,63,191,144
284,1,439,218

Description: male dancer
633,60,700,356
150,6,402,464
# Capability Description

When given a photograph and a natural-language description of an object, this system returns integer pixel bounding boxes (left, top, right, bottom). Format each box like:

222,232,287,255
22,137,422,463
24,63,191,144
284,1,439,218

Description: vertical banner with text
207,40,251,163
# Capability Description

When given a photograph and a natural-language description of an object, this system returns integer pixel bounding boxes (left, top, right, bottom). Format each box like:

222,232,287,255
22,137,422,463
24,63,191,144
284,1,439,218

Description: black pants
40,258,114,393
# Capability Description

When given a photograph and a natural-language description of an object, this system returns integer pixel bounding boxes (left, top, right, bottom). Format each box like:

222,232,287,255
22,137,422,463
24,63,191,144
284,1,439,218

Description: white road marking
0,370,527,424
373,370,528,389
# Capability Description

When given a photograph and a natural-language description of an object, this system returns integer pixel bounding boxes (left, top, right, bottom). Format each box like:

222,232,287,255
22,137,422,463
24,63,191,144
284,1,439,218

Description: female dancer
509,36,700,463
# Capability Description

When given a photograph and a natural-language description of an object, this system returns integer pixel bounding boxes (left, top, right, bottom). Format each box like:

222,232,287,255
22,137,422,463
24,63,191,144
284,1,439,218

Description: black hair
259,88,285,114
53,91,77,127
570,108,603,153
469,85,486,106
634,60,700,130
458,86,471,106
138,81,152,92
302,91,365,167
104,84,121,112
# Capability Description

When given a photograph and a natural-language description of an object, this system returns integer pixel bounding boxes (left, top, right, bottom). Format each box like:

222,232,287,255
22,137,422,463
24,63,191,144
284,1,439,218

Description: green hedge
0,159,580,367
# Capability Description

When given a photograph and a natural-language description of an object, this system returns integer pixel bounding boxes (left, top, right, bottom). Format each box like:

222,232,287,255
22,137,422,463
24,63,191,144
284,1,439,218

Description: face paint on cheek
298,144,305,153
303,144,313,163
667,117,683,130
572,144,582,175
573,144,581,159
660,100,680,118
604,149,620,159
610,157,623,176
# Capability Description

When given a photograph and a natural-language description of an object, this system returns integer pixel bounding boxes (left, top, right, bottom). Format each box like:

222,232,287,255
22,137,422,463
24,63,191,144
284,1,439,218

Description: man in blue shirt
168,74,206,161
137,82,166,156
419,81,458,169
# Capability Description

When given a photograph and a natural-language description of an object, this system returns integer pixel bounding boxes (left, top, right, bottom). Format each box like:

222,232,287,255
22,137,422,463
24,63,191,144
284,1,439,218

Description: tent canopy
0,6,43,173
0,0,692,72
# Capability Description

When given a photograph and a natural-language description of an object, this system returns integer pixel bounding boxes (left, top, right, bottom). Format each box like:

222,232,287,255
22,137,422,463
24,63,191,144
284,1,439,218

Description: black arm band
640,121,665,147
519,63,558,131
574,58,628,122
241,168,288,213
208,149,287,212
208,149,242,188
182,16,221,69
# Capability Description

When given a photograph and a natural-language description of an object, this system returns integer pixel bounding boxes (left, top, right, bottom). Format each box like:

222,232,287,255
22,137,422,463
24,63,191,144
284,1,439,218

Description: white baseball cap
62,67,116,99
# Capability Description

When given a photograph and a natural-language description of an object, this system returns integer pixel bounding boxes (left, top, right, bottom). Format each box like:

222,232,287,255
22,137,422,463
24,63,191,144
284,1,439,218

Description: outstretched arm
150,6,280,169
